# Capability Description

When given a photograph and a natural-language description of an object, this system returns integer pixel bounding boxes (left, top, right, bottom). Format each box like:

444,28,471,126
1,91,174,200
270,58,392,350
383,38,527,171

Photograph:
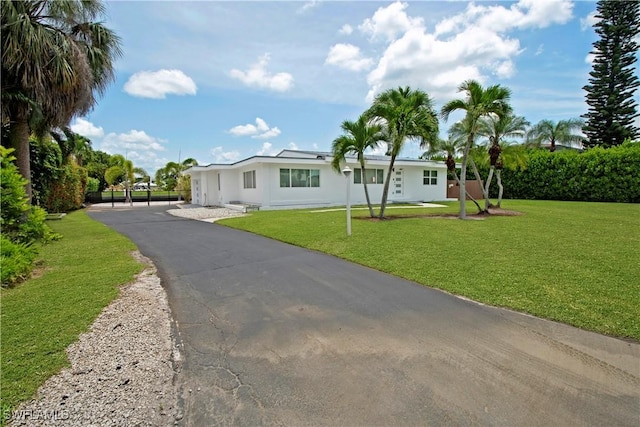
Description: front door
393,168,404,197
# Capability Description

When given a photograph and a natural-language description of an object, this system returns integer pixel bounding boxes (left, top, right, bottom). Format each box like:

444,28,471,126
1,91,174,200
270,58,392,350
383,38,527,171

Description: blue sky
70,0,611,175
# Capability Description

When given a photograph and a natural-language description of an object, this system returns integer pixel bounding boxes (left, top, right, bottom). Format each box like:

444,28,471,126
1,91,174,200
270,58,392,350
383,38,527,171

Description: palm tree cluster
332,81,587,220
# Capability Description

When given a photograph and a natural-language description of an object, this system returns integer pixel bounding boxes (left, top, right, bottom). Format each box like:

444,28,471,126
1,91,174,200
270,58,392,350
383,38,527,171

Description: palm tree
156,158,199,192
526,118,584,152
477,114,529,209
331,115,384,218
441,80,512,219
1,0,122,201
365,86,439,219
426,137,483,213
104,154,135,204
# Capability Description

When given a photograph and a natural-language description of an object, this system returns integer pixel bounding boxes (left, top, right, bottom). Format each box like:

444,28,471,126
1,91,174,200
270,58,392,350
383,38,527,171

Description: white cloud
97,129,168,173
363,0,573,103
580,10,599,31
359,1,424,42
256,141,299,156
101,130,166,153
297,0,320,14
124,69,197,99
70,118,104,139
585,53,596,65
339,24,354,35
256,142,279,156
211,147,240,163
228,117,281,139
230,54,294,92
325,43,374,72
535,44,544,56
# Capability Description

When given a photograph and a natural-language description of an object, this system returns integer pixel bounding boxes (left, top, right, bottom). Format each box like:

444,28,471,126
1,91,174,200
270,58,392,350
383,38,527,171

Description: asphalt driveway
88,205,639,426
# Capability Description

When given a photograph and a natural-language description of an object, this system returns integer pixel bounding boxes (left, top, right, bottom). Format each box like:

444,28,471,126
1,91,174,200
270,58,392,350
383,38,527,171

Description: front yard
219,200,640,341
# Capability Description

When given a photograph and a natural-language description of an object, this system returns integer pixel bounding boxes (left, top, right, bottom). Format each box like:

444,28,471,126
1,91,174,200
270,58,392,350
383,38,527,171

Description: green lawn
219,200,640,341
0,211,143,420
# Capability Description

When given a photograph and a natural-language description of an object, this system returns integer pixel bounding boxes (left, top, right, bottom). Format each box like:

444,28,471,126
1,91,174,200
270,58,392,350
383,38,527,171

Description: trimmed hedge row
499,143,640,203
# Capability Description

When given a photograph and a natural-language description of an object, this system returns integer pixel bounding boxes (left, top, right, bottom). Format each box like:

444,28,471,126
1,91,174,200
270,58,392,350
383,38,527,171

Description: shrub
499,142,640,202
0,235,37,287
86,177,100,193
44,162,88,212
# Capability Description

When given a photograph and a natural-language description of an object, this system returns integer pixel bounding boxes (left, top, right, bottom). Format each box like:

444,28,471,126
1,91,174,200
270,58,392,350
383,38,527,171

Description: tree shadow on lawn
358,208,524,221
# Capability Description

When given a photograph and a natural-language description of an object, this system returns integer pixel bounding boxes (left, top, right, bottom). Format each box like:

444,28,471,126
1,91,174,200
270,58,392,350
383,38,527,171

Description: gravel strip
9,253,181,427
167,207,245,222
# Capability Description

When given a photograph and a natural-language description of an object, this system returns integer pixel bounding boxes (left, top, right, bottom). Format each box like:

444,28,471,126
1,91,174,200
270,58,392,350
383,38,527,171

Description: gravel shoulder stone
9,253,181,427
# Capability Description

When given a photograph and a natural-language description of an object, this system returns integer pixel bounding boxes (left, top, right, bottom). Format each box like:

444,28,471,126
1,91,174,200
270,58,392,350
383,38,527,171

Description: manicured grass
0,211,143,420
219,200,640,341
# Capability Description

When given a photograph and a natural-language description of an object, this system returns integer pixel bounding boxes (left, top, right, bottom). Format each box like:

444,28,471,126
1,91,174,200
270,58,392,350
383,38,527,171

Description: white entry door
393,168,404,196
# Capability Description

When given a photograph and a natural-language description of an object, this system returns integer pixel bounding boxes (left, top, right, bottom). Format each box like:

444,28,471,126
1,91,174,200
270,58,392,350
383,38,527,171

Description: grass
0,211,143,421
219,200,640,341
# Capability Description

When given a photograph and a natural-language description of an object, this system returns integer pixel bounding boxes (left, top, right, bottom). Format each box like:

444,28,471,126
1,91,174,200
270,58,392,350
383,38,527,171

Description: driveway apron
88,205,639,426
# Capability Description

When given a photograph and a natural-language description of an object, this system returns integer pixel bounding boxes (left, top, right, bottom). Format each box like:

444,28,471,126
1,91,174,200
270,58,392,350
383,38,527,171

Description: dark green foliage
1,235,37,286
29,136,63,206
1,147,58,287
85,150,112,191
582,0,640,147
499,142,640,202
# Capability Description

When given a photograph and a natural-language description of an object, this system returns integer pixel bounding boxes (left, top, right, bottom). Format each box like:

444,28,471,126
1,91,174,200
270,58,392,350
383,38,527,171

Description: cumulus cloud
228,117,281,139
288,142,299,151
211,147,240,163
230,54,294,92
70,118,104,139
339,24,354,35
580,10,599,31
359,1,423,42
363,0,574,102
325,44,374,72
256,142,279,156
124,69,197,99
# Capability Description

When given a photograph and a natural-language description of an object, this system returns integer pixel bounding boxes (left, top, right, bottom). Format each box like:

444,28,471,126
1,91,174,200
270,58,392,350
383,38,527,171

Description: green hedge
498,142,640,203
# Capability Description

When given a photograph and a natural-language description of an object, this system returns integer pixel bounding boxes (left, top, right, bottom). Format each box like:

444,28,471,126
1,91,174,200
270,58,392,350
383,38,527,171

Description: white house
185,150,448,210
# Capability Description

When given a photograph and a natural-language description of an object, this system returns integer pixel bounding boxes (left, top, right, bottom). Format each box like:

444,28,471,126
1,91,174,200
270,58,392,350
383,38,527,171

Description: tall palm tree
526,118,584,152
331,115,384,218
426,136,483,213
365,86,439,219
1,0,122,200
441,80,512,219
477,114,529,209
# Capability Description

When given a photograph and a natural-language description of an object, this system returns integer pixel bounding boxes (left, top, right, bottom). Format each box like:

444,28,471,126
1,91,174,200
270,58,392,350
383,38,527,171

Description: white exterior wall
187,155,447,209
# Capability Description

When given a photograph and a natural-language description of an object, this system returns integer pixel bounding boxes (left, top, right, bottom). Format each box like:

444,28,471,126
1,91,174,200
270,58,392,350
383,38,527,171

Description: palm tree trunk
469,158,489,212
496,169,504,207
379,153,397,219
360,161,375,217
454,171,482,212
8,105,32,202
459,136,473,219
484,166,495,211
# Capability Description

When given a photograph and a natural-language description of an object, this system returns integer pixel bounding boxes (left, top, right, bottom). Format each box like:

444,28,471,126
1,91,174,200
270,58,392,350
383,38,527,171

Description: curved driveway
88,205,639,426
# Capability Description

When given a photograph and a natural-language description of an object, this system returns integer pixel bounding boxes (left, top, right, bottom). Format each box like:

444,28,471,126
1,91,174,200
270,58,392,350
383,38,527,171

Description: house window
423,170,438,185
243,170,256,189
354,168,384,184
279,169,320,187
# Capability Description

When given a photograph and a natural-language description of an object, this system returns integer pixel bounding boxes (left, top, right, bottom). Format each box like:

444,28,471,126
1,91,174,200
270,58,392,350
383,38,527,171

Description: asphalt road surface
88,205,639,426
